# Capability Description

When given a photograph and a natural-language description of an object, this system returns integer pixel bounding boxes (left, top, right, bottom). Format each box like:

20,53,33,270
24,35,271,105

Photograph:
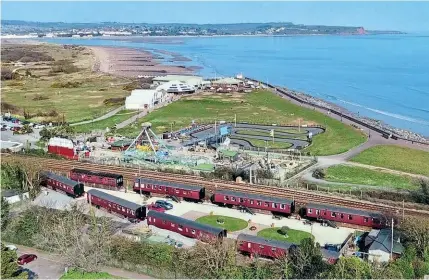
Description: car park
17,254,37,265
155,200,173,210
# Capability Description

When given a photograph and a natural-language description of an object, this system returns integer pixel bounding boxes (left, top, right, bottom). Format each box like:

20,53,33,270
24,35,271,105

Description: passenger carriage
70,168,123,190
43,171,84,198
133,178,205,202
86,189,146,220
147,211,227,242
237,233,297,259
211,190,295,215
305,203,385,228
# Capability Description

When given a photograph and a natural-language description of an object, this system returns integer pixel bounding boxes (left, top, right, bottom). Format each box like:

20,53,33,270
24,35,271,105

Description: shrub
32,94,50,101
103,97,126,106
50,60,79,74
278,226,289,236
51,81,82,88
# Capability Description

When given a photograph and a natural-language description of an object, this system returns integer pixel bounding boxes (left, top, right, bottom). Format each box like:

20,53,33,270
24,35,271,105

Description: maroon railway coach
87,189,146,220
43,171,84,198
237,233,296,259
211,190,295,215
133,178,205,201
147,211,227,241
305,203,385,228
70,168,123,189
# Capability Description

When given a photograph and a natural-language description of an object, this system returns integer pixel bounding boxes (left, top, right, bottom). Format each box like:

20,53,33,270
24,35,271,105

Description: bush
278,226,289,236
1,68,14,80
50,60,79,74
103,97,126,106
312,168,325,179
1,47,54,62
51,81,82,88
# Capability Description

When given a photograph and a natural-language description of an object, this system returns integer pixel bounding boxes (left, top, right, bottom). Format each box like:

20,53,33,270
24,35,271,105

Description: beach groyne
245,77,429,147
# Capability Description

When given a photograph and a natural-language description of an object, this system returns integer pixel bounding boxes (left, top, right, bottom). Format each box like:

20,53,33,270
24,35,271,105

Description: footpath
8,243,153,279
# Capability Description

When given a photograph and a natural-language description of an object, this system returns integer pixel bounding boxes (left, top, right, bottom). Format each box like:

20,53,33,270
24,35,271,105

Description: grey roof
147,211,225,236
306,203,384,218
237,233,296,250
137,178,203,192
87,189,143,211
368,228,404,254
215,189,294,205
1,189,21,198
44,171,80,187
320,248,341,260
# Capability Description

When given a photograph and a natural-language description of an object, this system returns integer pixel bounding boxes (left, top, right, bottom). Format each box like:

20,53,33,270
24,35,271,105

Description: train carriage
211,190,295,215
70,168,123,189
237,233,297,259
305,203,385,228
43,171,84,198
147,211,227,242
133,178,205,202
87,189,146,220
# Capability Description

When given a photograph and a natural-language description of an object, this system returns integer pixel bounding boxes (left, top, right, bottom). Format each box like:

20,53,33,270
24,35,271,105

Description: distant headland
1,20,404,38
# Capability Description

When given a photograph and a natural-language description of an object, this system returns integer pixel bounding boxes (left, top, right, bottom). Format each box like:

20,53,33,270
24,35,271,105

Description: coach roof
44,171,81,187
215,189,294,205
137,178,204,192
238,233,297,250
71,168,122,179
147,211,225,236
307,203,383,218
87,189,143,211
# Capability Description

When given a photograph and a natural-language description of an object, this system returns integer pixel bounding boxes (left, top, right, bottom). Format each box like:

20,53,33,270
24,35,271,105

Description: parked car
147,203,166,213
17,254,37,265
155,200,173,210
5,245,17,251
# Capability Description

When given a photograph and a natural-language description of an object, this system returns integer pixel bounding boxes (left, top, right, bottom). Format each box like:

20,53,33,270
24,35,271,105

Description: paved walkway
70,105,125,126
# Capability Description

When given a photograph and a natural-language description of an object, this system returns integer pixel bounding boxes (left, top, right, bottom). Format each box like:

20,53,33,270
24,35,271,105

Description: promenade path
70,105,125,126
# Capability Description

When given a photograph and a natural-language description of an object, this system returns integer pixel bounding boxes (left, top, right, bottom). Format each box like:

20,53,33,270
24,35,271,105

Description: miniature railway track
5,155,429,218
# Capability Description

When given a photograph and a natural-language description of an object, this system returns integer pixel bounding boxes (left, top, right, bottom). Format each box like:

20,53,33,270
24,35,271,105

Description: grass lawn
350,145,429,176
60,269,121,279
1,44,132,123
196,215,248,232
257,227,313,244
230,136,293,149
235,129,307,140
72,110,138,133
116,91,366,155
324,165,419,190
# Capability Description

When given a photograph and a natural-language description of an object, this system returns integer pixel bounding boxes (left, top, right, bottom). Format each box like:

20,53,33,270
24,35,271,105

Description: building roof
137,178,204,192
126,89,160,108
44,171,80,187
320,248,341,260
111,140,133,147
368,228,404,255
1,189,21,198
156,80,195,93
153,75,203,83
215,189,294,205
71,168,122,179
87,189,143,211
237,233,297,250
306,203,384,219
147,211,225,236
212,77,242,85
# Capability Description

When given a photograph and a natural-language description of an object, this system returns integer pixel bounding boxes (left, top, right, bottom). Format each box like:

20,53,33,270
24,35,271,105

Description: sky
2,1,429,32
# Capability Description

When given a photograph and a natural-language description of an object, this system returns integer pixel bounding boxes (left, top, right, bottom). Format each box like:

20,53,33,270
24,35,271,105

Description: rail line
5,155,429,218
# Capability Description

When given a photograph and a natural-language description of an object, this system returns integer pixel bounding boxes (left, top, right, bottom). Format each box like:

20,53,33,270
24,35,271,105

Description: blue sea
40,35,429,136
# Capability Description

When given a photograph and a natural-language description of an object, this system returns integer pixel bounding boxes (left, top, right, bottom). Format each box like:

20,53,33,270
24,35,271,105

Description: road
11,244,153,279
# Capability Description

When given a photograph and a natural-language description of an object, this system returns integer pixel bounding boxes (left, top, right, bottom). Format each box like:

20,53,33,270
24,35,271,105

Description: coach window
259,245,264,249
192,229,196,234
239,198,244,203
308,209,313,214
348,215,353,220
131,210,135,215
315,209,320,215
175,189,180,194
183,191,187,195
340,213,344,219
257,201,262,206
154,186,157,190
264,202,269,207
172,223,175,228
364,217,369,223
250,200,254,205
224,196,229,201
231,197,236,201
272,203,277,208
280,204,285,210
271,247,276,251
178,225,183,231
331,212,336,218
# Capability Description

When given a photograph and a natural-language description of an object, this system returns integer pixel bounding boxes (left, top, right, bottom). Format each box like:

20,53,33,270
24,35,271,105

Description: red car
147,203,166,213
17,254,37,265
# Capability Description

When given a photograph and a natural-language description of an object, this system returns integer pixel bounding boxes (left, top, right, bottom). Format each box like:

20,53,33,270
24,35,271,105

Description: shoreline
3,39,428,144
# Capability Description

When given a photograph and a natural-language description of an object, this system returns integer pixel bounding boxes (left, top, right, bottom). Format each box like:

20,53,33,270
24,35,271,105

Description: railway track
4,155,429,218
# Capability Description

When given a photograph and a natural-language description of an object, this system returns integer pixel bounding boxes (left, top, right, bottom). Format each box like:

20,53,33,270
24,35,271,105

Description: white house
152,75,205,89
125,89,165,110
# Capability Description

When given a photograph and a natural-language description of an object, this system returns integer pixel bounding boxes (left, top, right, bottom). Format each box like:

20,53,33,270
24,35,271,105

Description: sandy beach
90,46,195,77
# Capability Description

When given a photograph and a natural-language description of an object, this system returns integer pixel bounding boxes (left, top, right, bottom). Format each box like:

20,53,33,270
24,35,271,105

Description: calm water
41,35,429,136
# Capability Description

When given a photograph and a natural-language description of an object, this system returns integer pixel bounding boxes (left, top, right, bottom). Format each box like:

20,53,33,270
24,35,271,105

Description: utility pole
402,200,405,221
234,114,237,127
390,218,394,261
139,165,142,197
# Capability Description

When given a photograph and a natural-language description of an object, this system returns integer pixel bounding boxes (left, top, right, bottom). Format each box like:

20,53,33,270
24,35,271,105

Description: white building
125,89,165,110
1,189,29,204
156,80,195,94
152,75,206,89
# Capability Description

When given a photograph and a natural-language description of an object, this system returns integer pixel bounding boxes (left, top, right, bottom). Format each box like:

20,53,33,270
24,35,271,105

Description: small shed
219,149,238,161
1,189,29,204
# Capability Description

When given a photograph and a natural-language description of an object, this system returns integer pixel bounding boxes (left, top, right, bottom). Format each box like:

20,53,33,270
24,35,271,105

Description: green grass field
230,136,293,149
257,227,313,244
1,44,132,123
116,91,366,155
60,269,120,279
72,110,138,133
196,215,248,232
324,165,419,190
350,145,429,176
